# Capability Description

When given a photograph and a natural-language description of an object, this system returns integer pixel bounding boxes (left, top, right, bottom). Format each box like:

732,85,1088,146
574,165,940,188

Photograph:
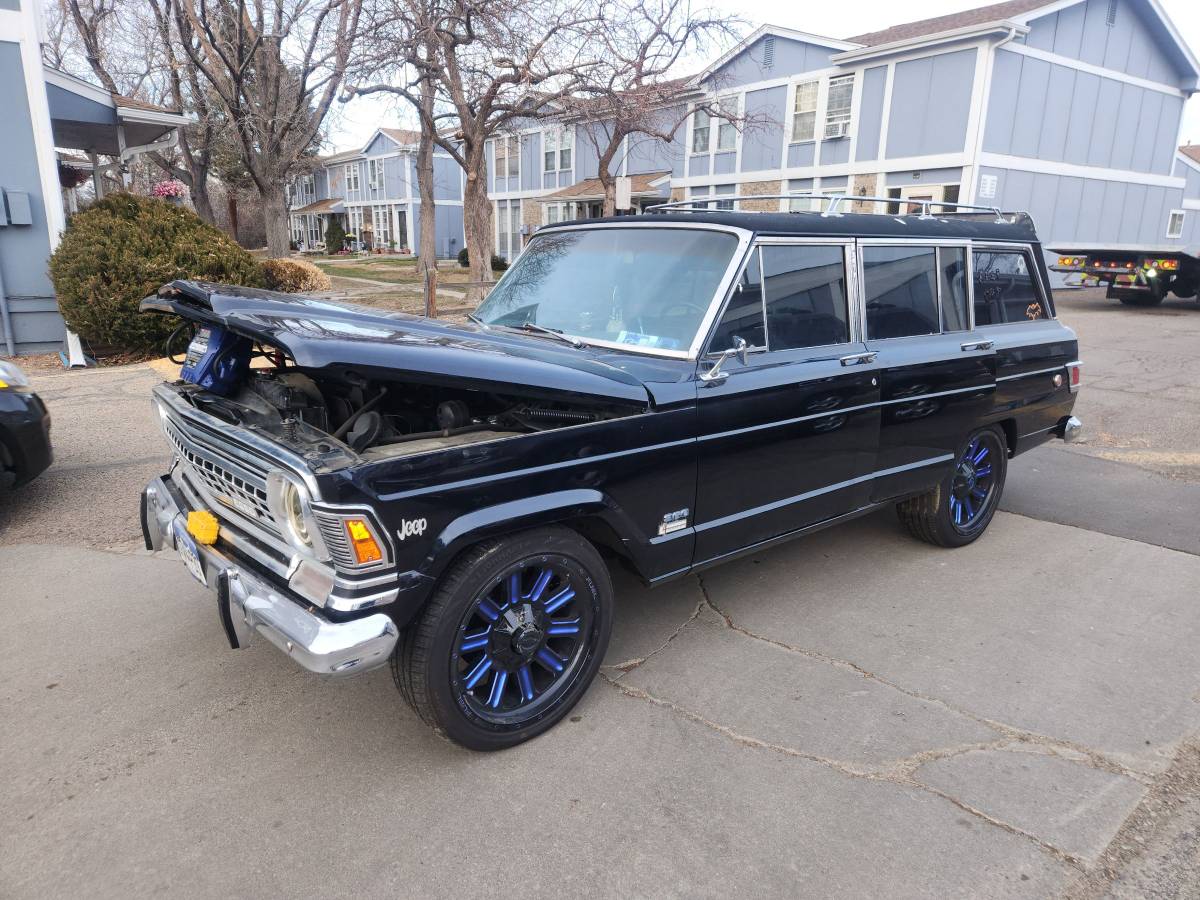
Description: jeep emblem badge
397,517,428,541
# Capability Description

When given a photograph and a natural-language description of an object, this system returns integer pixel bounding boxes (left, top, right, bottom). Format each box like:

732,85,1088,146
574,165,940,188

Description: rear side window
862,245,939,339
972,249,1047,324
761,245,850,350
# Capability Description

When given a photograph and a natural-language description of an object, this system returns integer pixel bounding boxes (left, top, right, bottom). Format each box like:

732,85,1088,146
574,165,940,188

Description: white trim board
978,152,1187,188
1001,44,1188,98
671,151,969,188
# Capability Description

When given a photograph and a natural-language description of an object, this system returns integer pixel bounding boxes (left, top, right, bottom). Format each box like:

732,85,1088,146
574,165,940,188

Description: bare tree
346,3,442,301
562,0,739,216
172,0,363,256
52,0,224,221
349,0,601,296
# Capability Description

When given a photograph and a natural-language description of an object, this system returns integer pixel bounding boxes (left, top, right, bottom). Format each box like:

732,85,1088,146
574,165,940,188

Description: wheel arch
419,488,644,590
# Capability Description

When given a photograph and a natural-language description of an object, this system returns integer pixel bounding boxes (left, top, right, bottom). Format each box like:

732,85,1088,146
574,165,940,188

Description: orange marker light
344,518,383,564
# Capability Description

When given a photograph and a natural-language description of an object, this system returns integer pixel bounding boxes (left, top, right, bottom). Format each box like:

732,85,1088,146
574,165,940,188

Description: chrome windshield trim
488,221,755,361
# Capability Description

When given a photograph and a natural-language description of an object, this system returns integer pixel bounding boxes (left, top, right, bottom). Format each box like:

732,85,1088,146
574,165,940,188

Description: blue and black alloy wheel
453,560,594,725
948,431,1001,532
394,527,613,751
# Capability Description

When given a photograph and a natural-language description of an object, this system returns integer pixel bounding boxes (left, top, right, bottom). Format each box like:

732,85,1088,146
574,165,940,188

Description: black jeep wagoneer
140,198,1082,749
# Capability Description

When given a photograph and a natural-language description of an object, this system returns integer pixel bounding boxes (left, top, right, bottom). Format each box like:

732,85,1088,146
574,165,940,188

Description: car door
693,239,881,565
858,241,997,502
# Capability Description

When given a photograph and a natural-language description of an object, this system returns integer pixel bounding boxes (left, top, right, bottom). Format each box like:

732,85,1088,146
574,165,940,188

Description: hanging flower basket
58,162,90,190
150,180,188,203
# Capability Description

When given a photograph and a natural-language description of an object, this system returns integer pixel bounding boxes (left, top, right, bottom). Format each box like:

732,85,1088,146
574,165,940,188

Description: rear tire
897,426,1008,548
394,526,613,751
1119,294,1164,307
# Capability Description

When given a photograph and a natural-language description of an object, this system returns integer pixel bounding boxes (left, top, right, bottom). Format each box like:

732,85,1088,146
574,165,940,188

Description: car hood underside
142,280,653,406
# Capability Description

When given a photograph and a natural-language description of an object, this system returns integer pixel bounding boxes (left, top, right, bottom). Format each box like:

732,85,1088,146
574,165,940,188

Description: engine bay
171,326,643,463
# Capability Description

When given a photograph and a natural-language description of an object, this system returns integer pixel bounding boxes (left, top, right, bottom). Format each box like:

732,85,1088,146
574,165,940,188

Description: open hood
142,281,652,406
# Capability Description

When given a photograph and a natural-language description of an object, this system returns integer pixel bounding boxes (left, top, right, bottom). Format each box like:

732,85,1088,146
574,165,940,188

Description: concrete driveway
2,289,1199,898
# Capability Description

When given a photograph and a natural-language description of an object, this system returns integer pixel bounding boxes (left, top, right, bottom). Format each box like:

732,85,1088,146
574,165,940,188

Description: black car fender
418,487,644,585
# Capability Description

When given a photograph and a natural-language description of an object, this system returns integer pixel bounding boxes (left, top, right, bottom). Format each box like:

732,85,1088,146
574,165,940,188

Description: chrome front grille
162,414,281,540
314,510,357,569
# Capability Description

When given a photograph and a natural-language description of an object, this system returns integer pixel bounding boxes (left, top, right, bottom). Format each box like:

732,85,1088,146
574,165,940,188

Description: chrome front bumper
142,476,398,677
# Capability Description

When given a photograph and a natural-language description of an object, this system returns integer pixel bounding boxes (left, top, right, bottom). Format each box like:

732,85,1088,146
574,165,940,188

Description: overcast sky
324,0,1200,151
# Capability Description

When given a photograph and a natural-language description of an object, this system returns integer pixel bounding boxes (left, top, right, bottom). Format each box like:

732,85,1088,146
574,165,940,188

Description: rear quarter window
972,249,1049,325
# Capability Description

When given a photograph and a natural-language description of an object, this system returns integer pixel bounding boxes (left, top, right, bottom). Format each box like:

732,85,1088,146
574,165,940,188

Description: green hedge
49,193,264,355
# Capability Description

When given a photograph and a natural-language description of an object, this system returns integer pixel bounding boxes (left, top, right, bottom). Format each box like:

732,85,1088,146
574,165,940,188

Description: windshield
474,227,740,353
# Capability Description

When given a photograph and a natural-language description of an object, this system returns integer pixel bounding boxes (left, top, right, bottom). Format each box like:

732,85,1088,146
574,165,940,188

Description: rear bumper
142,475,398,677
1057,415,1083,443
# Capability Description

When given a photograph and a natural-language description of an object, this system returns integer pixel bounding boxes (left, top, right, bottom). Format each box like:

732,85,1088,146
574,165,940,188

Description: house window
791,81,818,143
824,75,855,139
495,135,519,178
691,108,710,154
716,96,739,152
1167,210,1186,239
367,159,381,190
543,128,572,173
345,163,360,192
690,186,735,210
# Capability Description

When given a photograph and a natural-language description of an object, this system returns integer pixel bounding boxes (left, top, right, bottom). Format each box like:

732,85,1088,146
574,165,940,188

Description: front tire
897,426,1008,548
394,526,613,751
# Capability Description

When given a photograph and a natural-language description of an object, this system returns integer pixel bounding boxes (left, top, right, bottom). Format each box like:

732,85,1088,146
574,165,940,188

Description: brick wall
739,179,784,212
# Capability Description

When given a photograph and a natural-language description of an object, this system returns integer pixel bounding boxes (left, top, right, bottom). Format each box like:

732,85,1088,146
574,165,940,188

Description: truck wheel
896,426,1008,548
393,526,613,751
1117,279,1167,306
1171,280,1196,299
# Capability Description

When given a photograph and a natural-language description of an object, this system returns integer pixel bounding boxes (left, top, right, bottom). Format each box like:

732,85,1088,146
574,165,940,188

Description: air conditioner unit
824,121,850,140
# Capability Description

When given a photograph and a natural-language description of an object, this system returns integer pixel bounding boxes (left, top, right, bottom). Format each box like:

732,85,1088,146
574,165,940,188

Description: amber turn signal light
344,518,383,564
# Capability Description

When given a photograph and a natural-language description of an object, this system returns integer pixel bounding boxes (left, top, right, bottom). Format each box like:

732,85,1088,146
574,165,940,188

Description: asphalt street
1,288,1199,898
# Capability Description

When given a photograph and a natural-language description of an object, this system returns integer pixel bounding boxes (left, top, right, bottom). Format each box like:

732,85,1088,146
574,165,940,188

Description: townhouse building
292,0,1200,274
288,128,465,258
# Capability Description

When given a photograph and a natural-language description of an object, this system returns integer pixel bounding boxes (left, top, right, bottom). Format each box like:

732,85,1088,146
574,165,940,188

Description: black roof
551,210,1039,243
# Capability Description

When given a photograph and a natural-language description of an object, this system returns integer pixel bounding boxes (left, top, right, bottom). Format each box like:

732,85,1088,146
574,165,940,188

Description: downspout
0,261,15,357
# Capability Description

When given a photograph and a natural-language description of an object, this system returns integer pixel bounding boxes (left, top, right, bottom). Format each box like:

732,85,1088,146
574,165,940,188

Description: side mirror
700,335,750,386
732,335,748,365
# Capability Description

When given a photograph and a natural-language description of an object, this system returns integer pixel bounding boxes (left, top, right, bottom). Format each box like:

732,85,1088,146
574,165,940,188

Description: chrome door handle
960,340,994,352
839,351,877,367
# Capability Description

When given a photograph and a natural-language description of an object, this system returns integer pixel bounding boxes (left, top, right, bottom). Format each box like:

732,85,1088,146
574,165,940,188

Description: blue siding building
288,127,465,259
292,0,1200,270
2,0,185,356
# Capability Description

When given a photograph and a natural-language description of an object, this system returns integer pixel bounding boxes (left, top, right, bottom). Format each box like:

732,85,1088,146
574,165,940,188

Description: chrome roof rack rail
646,193,1024,225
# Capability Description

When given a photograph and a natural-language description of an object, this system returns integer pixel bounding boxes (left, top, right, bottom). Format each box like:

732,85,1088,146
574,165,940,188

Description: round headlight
266,471,327,559
282,481,311,546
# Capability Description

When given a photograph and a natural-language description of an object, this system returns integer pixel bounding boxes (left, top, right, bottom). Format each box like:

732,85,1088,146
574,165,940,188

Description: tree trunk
602,180,617,217
191,179,216,225
417,70,438,315
262,183,290,257
462,158,493,305
226,192,240,244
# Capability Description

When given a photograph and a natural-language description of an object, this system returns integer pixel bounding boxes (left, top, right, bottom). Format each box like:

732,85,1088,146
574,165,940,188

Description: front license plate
173,520,206,586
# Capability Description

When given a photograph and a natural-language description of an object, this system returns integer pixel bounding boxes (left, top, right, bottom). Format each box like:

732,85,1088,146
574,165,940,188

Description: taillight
1066,361,1082,394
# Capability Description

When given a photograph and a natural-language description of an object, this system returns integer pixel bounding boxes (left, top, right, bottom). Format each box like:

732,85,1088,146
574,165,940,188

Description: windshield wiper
466,313,490,330
519,322,586,349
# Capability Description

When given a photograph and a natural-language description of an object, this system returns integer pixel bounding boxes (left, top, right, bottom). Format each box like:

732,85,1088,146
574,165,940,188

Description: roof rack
646,192,1025,225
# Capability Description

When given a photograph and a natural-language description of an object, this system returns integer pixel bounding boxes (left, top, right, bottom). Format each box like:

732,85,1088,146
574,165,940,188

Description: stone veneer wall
522,199,542,229
738,180,784,212
850,174,880,213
